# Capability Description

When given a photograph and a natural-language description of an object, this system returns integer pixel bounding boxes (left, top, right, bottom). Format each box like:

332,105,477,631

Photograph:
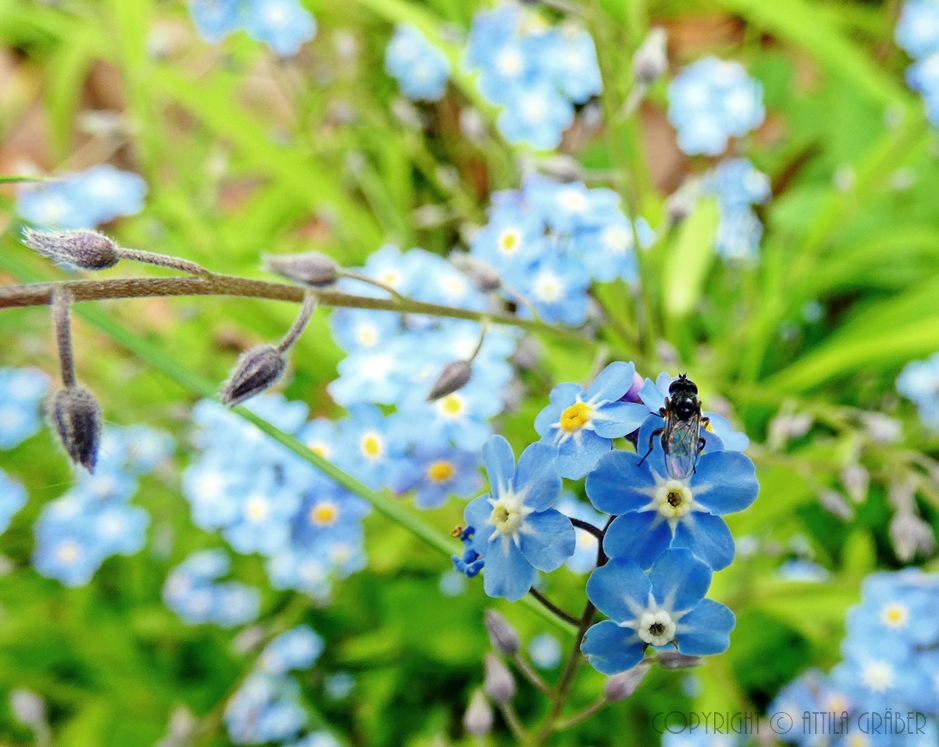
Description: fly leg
638,427,664,466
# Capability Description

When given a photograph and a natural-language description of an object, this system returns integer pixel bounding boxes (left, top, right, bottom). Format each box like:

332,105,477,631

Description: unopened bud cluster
51,386,103,472
23,227,119,270
221,345,287,407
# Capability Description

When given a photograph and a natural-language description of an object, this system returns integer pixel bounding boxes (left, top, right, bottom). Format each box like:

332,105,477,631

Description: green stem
553,697,609,731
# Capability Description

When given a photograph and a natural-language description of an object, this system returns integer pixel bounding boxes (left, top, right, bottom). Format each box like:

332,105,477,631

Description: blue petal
639,378,666,412
482,436,516,496
593,401,649,438
581,620,645,675
691,450,759,514
519,509,575,571
602,511,672,569
585,361,635,402
648,549,712,614
672,513,735,571
585,557,650,622
483,535,535,602
515,442,562,511
556,429,609,480
676,599,735,655
585,451,655,515
704,412,750,451
464,495,493,556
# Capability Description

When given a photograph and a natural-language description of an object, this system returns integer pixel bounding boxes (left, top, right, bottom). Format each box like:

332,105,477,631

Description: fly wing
663,417,701,480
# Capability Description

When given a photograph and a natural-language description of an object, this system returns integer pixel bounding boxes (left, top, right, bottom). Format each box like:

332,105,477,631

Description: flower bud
463,689,493,737
483,653,516,704
818,489,854,521
221,345,287,407
603,661,650,702
860,412,902,444
890,512,936,562
22,227,119,270
9,689,45,727
841,463,869,504
448,252,501,292
263,252,338,287
427,360,472,401
633,27,668,85
536,155,583,183
484,609,520,656
51,386,103,472
654,652,704,670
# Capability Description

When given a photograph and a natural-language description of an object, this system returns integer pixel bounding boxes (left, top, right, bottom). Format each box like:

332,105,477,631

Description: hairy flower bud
483,653,516,704
818,489,854,521
263,252,339,287
603,661,651,702
51,386,102,472
449,252,501,292
221,345,287,407
427,360,472,401
463,689,493,737
655,652,704,670
890,512,937,562
633,27,668,85
841,463,870,504
484,609,520,656
22,227,119,270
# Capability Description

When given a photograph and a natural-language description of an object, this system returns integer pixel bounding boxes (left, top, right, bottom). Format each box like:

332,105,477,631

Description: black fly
638,374,709,479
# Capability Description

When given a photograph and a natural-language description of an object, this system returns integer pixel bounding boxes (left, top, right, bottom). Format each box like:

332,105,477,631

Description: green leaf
663,198,719,318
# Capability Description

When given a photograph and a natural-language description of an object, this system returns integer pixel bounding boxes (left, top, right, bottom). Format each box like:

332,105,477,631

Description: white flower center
601,225,633,253
880,602,909,629
637,610,676,646
245,495,270,523
56,540,81,565
489,493,524,536
354,323,379,347
559,189,588,213
655,479,693,519
495,48,524,77
532,271,564,303
860,660,895,693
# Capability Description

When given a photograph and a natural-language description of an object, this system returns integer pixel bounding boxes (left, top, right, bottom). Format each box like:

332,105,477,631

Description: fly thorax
637,611,676,646
655,479,693,518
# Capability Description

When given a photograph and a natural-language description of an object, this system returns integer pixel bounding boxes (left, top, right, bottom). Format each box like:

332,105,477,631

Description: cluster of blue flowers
163,549,261,627
224,625,335,746
468,175,654,325
703,158,772,262
188,0,316,56
459,363,758,674
16,165,147,229
182,396,368,599
667,57,764,156
34,424,173,586
896,0,939,125
463,4,602,150
384,24,451,102
768,569,939,747
0,367,47,529
896,353,939,431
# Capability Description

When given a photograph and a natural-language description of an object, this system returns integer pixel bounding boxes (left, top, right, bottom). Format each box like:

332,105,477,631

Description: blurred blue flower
897,353,939,431
703,159,771,262
17,166,147,229
667,57,764,156
496,83,575,151
529,632,562,670
544,28,603,104
534,361,649,479
581,550,735,674
517,252,591,326
163,549,261,627
225,672,305,745
463,436,571,601
260,625,324,674
897,0,939,59
587,439,758,571
189,0,242,42
0,367,49,450
570,214,654,284
392,443,482,509
0,469,27,535
323,671,355,700
523,176,620,235
439,569,468,596
385,24,451,102
244,0,316,56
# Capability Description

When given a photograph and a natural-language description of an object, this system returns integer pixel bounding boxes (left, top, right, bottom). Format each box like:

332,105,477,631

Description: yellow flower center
427,460,455,483
655,480,693,519
498,229,521,254
437,393,465,417
881,603,909,629
310,501,339,527
245,496,269,522
360,432,384,459
307,440,331,459
560,402,592,432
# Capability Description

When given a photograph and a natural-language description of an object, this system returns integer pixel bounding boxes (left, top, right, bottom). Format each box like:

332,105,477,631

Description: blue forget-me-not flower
385,24,451,102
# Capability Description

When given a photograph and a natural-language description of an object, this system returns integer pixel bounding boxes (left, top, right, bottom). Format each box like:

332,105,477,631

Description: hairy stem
51,288,75,387
528,588,580,626
337,269,406,301
275,292,317,353
116,247,212,278
0,275,599,350
512,653,552,696
496,701,528,744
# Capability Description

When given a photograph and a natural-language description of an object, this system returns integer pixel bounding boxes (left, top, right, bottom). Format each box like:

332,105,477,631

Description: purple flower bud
51,386,103,472
9,689,45,726
427,360,472,401
484,609,520,656
654,652,704,670
841,463,869,504
22,227,119,270
603,661,651,701
860,413,902,444
633,27,668,85
221,345,287,407
620,371,645,403
818,489,854,521
463,689,493,737
483,653,516,704
263,252,339,287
